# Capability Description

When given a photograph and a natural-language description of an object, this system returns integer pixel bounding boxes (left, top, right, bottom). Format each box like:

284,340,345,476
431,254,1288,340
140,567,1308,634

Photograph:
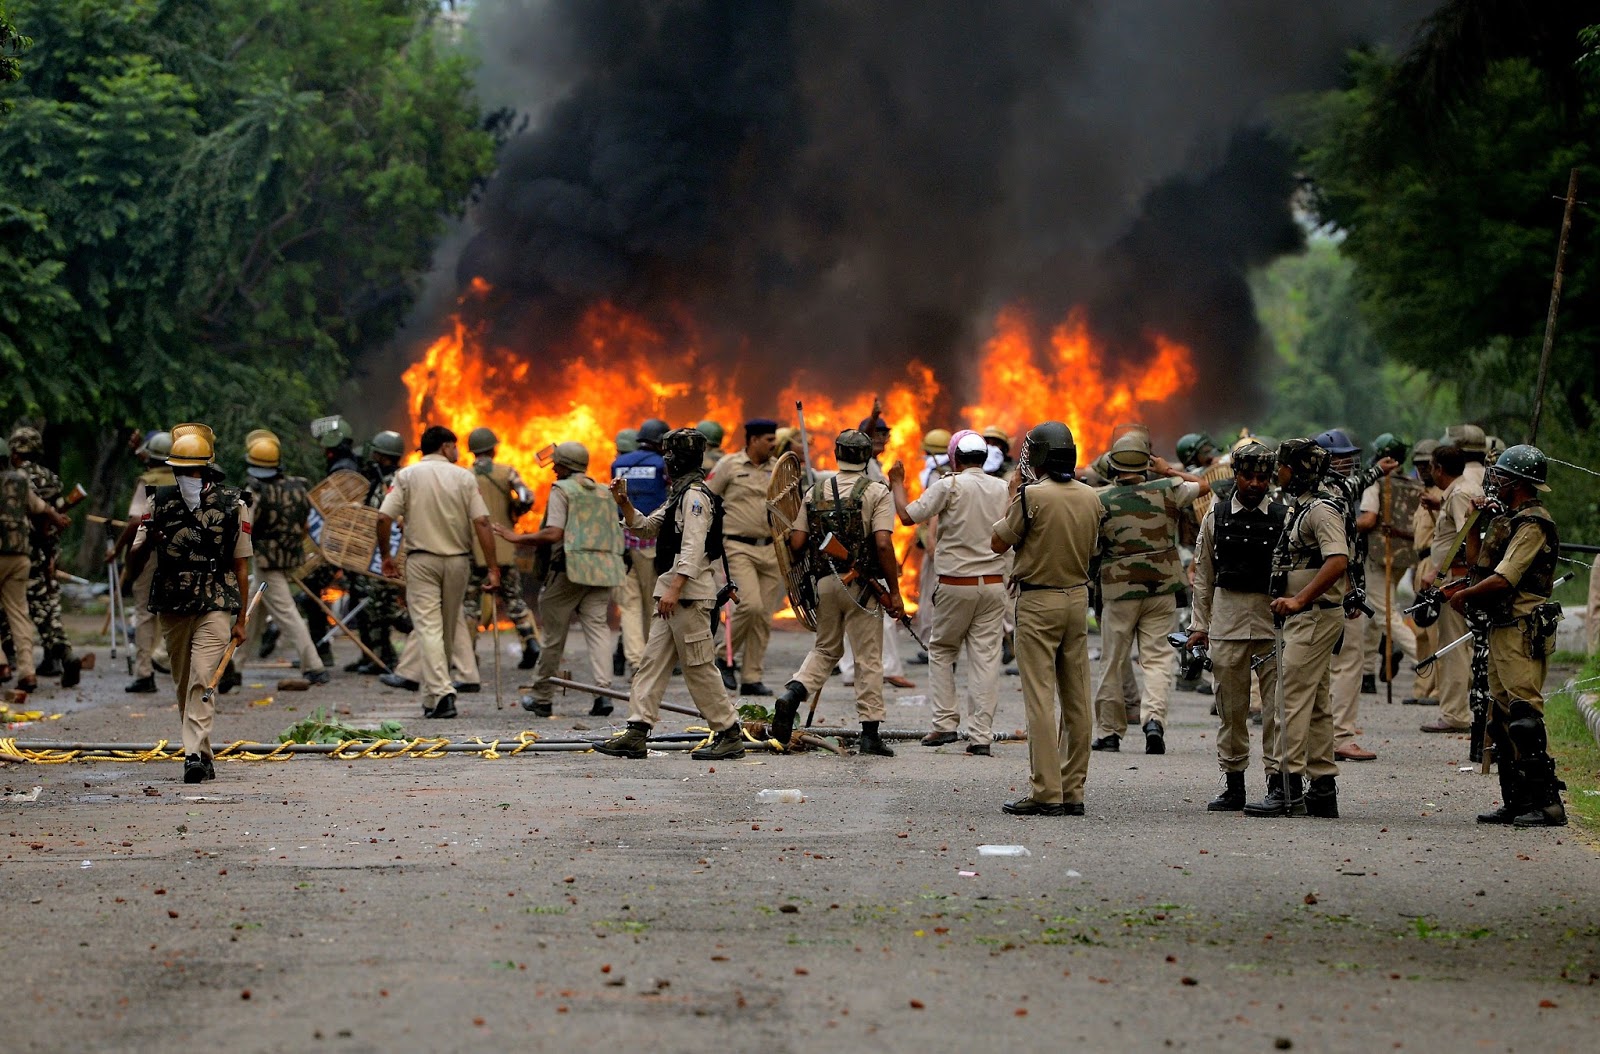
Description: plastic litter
79,860,92,869
3,786,42,802
977,845,1030,857
757,789,807,803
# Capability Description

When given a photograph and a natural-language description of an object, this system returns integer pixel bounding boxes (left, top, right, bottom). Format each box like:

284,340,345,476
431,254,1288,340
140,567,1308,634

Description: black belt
1017,581,1085,592
1417,546,1431,558
725,534,771,546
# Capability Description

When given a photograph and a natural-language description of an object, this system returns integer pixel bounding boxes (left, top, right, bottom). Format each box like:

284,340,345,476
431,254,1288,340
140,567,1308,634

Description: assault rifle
817,531,926,650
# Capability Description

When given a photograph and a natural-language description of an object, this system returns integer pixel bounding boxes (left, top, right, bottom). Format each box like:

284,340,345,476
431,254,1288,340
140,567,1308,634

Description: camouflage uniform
466,457,540,655
347,462,404,669
1,465,51,683
1091,476,1201,745
0,456,73,668
244,473,326,675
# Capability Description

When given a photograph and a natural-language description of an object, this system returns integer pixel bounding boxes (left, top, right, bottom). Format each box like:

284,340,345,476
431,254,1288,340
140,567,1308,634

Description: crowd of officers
0,412,1574,825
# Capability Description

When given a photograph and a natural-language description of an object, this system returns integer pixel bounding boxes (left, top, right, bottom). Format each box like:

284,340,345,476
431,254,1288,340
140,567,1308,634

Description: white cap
955,432,988,455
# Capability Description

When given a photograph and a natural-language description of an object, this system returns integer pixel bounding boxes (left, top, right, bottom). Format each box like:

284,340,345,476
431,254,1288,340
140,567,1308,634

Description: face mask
983,445,1004,474
177,476,204,509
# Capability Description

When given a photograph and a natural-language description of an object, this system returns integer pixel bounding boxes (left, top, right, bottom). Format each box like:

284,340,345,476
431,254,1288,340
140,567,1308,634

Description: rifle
817,531,926,650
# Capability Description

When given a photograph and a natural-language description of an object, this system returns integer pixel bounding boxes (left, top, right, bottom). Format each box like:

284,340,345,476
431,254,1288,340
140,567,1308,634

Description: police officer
318,416,362,475
610,428,640,677
345,431,406,673
989,422,1102,814
1089,432,1207,755
1406,439,1442,705
1449,446,1566,826
842,413,912,689
1245,439,1350,819
241,430,329,685
5,426,81,687
1176,433,1219,473
981,426,1016,481
500,442,623,718
108,431,175,693
769,429,905,756
596,428,749,761
464,427,541,669
908,427,953,660
136,424,253,783
707,418,785,696
1,438,68,692
1423,428,1487,734
1189,441,1282,810
297,415,361,662
889,429,1011,754
697,419,726,471
612,419,670,674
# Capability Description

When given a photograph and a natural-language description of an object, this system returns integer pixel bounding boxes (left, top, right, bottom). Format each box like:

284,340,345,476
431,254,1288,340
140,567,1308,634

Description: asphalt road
3,622,1597,1053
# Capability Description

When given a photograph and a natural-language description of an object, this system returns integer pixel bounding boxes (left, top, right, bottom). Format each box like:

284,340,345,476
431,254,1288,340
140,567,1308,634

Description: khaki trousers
841,614,904,679
723,539,784,684
404,552,470,705
1093,593,1178,736
1433,604,1473,727
1273,606,1343,779
1329,612,1364,745
0,554,34,679
528,572,613,703
396,598,479,685
160,611,232,758
1211,636,1279,774
927,581,1007,744
793,575,886,722
620,548,656,667
250,569,325,673
1412,620,1439,699
1014,586,1092,806
1487,624,1548,712
626,599,737,730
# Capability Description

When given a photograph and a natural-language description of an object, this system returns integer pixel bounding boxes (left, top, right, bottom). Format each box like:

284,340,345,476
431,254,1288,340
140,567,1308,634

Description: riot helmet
1106,431,1152,474
660,428,705,478
834,429,873,468
553,441,590,473
1230,441,1276,476
1486,444,1550,498
368,431,406,459
695,420,725,447
615,428,639,454
1024,421,1077,482
638,419,670,449
1370,432,1407,464
467,427,498,455
1277,438,1330,496
921,428,952,456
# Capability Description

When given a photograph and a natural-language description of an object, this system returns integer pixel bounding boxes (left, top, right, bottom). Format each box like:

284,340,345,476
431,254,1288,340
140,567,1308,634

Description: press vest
612,450,668,515
1213,498,1286,595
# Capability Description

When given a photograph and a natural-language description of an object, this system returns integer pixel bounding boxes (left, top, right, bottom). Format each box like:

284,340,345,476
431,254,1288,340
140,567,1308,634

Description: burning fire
403,281,1195,612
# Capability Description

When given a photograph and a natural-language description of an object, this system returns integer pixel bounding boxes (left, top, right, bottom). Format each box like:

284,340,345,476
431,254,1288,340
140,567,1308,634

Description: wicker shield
308,470,372,515
767,451,817,630
1190,459,1237,527
317,503,405,582
1374,475,1421,575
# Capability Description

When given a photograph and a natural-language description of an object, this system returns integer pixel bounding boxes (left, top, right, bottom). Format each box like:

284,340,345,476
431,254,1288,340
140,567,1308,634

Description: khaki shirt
906,467,1010,577
1494,520,1551,619
1412,483,1441,578
993,478,1101,588
706,450,774,539
1282,493,1348,603
625,484,719,600
1432,462,1485,575
379,453,489,557
793,467,895,537
1190,495,1276,641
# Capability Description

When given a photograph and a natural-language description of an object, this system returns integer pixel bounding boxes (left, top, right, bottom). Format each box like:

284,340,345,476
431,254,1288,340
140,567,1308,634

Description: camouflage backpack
553,477,625,587
809,474,876,576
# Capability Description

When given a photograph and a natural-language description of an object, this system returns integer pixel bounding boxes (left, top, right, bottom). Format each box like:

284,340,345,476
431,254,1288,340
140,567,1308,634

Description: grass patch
1544,654,1600,832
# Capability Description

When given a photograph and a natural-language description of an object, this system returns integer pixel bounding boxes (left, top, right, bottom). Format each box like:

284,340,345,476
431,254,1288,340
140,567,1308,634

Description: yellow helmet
922,428,952,455
245,432,281,470
167,423,216,468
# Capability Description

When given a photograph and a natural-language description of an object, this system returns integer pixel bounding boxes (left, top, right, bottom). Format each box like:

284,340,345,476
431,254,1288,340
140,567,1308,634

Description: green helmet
1489,444,1550,493
615,428,639,454
661,427,706,478
1024,421,1077,481
1106,431,1152,473
467,427,498,455
369,431,405,458
553,441,589,472
315,416,353,449
695,419,725,447
1175,432,1214,465
1444,423,1486,455
1370,432,1407,464
834,428,873,467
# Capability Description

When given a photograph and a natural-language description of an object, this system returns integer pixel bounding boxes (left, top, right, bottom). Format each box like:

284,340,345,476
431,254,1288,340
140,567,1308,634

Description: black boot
1143,718,1165,755
218,661,242,695
36,648,62,678
125,675,158,694
692,723,747,761
594,721,651,759
1244,773,1306,817
60,655,82,689
1512,755,1568,828
613,639,626,677
317,642,335,668
1001,632,1014,666
590,697,614,717
1206,771,1246,812
769,680,807,746
715,657,737,691
1304,775,1339,818
259,620,280,659
858,721,895,757
518,636,540,670
1477,766,1527,825
183,754,207,784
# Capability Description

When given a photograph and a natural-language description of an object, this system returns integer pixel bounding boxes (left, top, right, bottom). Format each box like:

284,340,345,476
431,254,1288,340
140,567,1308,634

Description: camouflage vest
247,474,311,571
1474,502,1559,625
1212,498,1286,595
809,474,875,576
1097,478,1184,600
552,476,625,587
475,460,518,565
147,484,244,615
0,469,31,555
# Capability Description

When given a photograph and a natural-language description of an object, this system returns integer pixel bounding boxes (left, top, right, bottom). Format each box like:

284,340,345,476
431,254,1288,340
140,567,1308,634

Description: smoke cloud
393,0,1435,427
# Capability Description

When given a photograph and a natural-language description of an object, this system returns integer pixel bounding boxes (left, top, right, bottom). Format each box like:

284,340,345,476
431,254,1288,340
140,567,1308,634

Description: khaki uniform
992,478,1102,806
1092,477,1201,737
1191,496,1281,775
707,450,785,685
905,468,1011,744
127,466,175,679
1480,509,1558,713
621,480,737,729
1431,463,1486,727
0,470,52,680
787,468,898,721
394,606,479,684
527,475,615,704
468,458,539,644
1273,490,1348,779
1410,484,1443,699
1330,481,1418,744
379,454,490,706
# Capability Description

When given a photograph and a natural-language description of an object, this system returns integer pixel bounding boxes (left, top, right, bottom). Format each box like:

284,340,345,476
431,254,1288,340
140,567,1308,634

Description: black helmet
834,428,873,467
1230,441,1276,476
638,418,670,448
1277,438,1330,495
1370,432,1407,464
660,427,706,478
1024,421,1077,481
1488,444,1550,495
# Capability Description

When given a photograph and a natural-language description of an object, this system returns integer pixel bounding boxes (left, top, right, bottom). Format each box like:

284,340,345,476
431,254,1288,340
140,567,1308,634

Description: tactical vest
1213,498,1286,594
0,469,31,555
475,461,517,565
1474,502,1559,625
809,475,875,576
552,476,625,587
247,475,311,571
654,482,725,576
147,484,244,615
1098,478,1184,599
1271,488,1344,598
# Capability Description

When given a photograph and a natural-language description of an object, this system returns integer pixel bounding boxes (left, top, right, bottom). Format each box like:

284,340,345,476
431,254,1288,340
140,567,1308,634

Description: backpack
809,474,875,576
554,477,626,587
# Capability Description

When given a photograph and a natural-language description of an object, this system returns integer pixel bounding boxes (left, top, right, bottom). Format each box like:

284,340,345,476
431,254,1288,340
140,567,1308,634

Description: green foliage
278,706,406,744
0,3,28,95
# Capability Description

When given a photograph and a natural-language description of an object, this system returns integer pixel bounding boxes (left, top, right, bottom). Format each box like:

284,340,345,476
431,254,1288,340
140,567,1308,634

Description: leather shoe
520,696,552,717
715,658,737,691
424,693,458,719
1402,696,1438,706
452,681,480,694
1001,797,1065,816
1091,734,1120,752
965,743,991,756
908,650,929,665
1143,719,1165,755
124,675,158,694
305,668,331,686
590,697,614,717
739,682,773,696
380,673,420,691
885,675,916,689
921,730,959,747
1334,743,1377,761
1420,720,1470,733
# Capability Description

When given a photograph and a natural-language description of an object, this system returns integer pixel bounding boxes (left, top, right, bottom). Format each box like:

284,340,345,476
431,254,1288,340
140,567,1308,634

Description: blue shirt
611,450,668,514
